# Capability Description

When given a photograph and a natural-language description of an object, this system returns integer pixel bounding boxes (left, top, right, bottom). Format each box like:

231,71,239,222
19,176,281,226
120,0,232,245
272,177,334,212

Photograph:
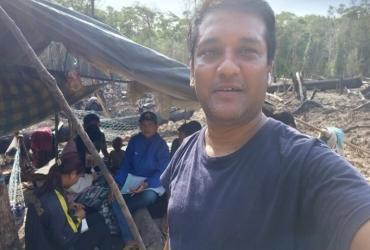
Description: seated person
36,150,111,250
62,114,118,235
79,113,109,160
113,111,170,244
170,120,202,158
109,137,125,175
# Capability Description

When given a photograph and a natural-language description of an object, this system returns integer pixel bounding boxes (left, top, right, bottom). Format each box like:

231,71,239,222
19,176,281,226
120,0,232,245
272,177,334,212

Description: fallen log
133,209,164,250
293,100,324,115
268,77,362,93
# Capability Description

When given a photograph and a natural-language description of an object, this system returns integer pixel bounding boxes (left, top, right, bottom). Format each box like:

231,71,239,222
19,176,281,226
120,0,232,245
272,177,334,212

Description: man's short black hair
188,0,276,67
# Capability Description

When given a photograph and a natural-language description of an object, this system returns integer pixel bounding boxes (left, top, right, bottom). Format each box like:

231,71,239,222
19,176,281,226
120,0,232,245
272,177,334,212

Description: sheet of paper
80,218,89,233
121,174,146,194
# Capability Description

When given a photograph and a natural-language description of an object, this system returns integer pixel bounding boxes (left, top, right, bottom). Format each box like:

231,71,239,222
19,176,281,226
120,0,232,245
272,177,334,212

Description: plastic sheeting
0,0,196,101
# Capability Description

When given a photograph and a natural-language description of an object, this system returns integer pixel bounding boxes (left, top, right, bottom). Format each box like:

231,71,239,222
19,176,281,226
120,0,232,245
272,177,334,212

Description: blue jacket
115,133,170,188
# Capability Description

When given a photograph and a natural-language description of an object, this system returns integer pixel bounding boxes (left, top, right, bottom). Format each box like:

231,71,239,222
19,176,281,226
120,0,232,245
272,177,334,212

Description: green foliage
53,0,370,78
275,1,370,78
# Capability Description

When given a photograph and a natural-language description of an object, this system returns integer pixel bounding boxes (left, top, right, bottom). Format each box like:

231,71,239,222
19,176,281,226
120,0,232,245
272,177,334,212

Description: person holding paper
112,111,170,246
35,149,112,250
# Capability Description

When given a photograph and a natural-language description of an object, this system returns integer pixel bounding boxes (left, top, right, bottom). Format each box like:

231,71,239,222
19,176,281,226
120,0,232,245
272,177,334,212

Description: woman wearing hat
36,151,112,250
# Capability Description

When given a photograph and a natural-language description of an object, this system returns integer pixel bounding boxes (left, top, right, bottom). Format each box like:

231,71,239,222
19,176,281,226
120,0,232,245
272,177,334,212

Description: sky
97,0,351,16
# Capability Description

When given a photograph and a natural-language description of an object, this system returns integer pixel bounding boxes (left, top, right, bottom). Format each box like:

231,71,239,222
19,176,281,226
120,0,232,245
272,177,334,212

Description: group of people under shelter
27,111,202,250
25,0,370,249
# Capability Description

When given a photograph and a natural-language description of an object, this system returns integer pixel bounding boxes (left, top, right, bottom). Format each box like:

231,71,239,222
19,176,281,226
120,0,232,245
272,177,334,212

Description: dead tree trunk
296,72,305,103
268,77,362,93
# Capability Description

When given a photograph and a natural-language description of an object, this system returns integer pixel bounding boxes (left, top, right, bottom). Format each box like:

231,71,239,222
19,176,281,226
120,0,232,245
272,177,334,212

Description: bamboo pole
0,5,146,249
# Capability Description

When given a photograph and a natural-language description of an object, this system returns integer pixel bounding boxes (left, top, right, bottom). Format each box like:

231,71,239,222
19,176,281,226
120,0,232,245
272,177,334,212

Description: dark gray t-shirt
161,118,370,250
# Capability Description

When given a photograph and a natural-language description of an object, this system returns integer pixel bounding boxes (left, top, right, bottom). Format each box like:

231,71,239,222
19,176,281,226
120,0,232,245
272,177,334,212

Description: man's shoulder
267,119,354,177
170,129,202,161
266,118,320,157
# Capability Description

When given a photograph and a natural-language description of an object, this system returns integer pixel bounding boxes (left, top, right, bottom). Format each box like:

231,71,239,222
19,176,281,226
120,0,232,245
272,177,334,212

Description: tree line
54,0,370,79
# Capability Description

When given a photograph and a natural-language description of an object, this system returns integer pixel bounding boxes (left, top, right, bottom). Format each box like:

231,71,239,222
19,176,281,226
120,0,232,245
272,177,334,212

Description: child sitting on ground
109,137,125,175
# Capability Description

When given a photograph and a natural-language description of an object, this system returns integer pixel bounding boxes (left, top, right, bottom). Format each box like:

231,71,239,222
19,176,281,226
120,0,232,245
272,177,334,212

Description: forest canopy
54,0,370,79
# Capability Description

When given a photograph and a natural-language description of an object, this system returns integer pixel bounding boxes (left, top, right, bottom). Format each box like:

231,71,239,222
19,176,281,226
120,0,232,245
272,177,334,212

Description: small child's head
112,137,123,151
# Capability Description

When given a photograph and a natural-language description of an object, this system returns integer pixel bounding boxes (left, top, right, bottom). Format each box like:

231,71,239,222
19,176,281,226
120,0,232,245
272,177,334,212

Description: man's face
140,120,158,138
191,10,272,125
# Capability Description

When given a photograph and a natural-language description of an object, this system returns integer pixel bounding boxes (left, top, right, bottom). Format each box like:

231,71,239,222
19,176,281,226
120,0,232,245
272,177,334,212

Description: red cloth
31,127,53,151
30,127,53,168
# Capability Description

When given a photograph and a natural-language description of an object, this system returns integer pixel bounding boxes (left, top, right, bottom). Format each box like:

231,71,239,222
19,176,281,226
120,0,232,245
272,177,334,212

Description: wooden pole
54,113,59,162
0,5,146,249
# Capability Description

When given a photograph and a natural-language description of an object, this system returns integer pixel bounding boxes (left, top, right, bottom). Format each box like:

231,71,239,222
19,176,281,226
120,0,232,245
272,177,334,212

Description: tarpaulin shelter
0,0,197,136
0,65,104,135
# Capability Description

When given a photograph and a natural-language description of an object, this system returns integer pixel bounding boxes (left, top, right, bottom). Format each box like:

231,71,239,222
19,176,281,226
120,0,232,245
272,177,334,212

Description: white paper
80,218,89,233
121,173,166,196
121,174,146,194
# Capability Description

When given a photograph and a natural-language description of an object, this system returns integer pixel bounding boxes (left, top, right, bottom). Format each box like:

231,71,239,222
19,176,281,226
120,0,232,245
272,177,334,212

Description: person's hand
71,203,86,219
71,202,85,210
75,207,86,220
130,181,148,194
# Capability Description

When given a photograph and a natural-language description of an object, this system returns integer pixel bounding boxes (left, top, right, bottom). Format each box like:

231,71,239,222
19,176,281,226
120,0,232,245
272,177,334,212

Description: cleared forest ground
271,89,370,180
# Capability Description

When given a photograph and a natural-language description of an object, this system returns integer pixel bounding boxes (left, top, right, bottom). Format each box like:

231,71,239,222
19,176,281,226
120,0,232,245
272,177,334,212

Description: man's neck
205,113,267,157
